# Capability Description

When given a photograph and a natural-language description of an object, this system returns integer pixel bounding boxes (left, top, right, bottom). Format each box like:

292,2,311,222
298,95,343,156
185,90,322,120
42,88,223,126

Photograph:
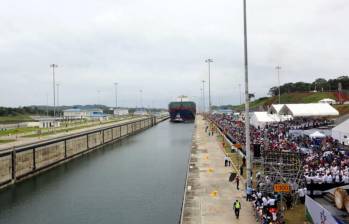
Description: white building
63,108,105,120
39,120,61,128
63,109,88,119
114,108,129,116
134,109,148,116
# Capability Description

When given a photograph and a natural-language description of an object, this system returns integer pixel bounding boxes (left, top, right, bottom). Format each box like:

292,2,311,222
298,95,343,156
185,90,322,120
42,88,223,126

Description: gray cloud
0,0,348,108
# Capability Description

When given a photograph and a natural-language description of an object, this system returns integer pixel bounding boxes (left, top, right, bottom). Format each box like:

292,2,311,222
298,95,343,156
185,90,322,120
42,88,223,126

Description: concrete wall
66,136,88,157
16,150,34,177
0,117,157,189
35,142,65,169
0,155,11,184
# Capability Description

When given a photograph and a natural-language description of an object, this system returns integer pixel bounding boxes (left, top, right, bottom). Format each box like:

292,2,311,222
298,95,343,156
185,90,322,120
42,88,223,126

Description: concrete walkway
181,116,255,224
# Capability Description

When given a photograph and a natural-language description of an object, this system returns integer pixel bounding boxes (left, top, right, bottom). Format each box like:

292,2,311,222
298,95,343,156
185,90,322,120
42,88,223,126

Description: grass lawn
0,115,34,124
334,104,349,116
0,139,16,144
23,117,131,138
0,127,40,137
284,203,307,224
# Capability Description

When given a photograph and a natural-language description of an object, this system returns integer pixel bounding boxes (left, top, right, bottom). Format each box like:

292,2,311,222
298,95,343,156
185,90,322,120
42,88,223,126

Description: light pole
50,64,58,119
56,83,60,117
46,93,49,117
200,88,203,113
276,65,282,104
140,89,143,108
97,90,101,107
205,58,213,112
56,83,60,107
243,0,252,188
114,82,118,108
239,83,242,105
202,80,206,112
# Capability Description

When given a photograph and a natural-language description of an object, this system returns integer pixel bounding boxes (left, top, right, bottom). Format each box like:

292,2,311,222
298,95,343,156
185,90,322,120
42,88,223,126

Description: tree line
268,76,349,96
0,106,47,116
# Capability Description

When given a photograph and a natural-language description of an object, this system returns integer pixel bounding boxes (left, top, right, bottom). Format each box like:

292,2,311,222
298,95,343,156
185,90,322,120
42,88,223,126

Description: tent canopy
319,98,336,104
279,103,339,117
268,104,284,114
332,119,349,145
309,131,326,138
253,112,277,122
250,112,279,128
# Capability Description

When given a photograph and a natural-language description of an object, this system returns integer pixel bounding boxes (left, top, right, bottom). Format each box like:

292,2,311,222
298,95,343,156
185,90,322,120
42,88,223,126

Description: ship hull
168,102,196,123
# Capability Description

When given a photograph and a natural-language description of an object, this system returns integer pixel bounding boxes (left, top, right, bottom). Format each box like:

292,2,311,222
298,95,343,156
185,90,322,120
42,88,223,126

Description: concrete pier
181,116,256,224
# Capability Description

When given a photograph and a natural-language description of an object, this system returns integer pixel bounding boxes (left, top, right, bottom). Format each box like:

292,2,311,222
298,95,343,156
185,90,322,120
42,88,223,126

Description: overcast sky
1,0,348,108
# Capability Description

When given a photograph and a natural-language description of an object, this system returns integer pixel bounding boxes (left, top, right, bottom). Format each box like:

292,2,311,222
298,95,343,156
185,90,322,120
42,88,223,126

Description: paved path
181,116,255,224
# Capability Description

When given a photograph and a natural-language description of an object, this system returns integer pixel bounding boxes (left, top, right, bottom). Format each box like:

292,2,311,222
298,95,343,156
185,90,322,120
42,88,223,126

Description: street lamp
200,87,203,113
56,83,60,107
242,0,252,188
56,83,60,117
140,89,143,108
97,90,101,107
275,65,282,104
205,58,213,112
238,83,242,105
202,80,206,112
50,64,58,119
114,82,118,108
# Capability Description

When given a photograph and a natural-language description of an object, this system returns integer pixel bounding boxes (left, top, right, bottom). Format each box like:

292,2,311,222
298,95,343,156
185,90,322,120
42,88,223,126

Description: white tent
309,131,326,138
279,103,339,117
250,112,278,128
319,98,336,105
268,104,284,114
332,119,349,145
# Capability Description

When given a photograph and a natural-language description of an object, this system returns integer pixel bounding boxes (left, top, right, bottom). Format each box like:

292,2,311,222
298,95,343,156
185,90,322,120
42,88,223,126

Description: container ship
169,96,196,122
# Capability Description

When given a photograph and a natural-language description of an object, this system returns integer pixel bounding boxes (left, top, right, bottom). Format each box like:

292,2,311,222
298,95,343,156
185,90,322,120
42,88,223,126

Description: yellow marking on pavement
210,191,218,197
208,168,214,173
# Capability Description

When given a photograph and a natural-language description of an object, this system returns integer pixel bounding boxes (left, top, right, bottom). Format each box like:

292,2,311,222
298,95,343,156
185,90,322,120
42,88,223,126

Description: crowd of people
210,113,349,195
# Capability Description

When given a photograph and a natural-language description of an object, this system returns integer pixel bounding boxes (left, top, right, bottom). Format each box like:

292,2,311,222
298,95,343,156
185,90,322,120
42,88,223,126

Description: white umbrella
309,131,326,138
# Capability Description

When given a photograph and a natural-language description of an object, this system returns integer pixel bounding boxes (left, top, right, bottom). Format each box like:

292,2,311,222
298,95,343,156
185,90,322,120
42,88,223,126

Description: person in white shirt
298,188,305,204
335,175,340,183
267,197,276,208
343,175,349,184
262,197,268,206
326,174,333,184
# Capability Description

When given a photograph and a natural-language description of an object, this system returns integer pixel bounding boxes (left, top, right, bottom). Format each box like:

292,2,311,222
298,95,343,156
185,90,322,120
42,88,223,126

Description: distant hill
224,91,349,116
233,92,336,111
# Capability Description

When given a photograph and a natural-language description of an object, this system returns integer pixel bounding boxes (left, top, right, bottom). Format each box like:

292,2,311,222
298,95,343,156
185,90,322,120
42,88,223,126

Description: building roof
279,103,339,117
64,108,82,112
63,108,102,112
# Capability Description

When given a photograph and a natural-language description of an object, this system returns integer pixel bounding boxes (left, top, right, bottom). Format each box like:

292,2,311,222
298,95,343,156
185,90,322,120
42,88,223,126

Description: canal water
0,120,194,224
